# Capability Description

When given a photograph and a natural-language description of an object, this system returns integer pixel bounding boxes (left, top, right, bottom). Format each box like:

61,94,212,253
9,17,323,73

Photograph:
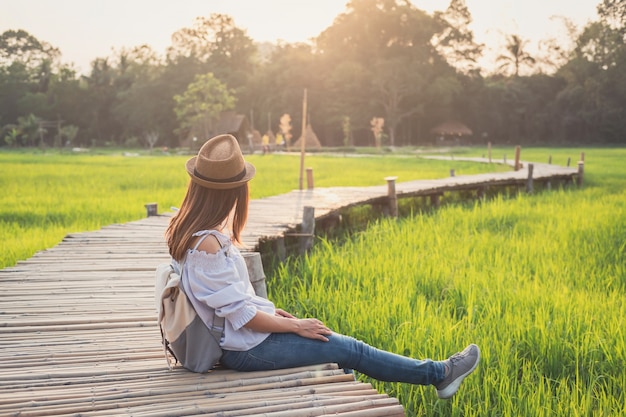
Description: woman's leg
221,332,446,386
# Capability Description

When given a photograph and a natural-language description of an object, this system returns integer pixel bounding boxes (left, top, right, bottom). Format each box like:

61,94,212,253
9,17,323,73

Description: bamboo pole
299,88,308,190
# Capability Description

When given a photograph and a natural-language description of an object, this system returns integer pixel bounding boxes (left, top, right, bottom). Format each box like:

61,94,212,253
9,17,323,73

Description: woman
166,134,480,399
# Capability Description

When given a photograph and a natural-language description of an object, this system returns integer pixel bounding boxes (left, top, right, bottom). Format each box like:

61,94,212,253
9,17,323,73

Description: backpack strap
188,232,226,339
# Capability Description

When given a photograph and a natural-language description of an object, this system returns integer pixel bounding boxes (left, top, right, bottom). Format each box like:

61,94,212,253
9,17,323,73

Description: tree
16,113,42,147
496,34,536,76
83,57,119,145
173,73,236,142
0,30,61,130
244,42,322,144
278,113,292,147
315,0,454,146
58,124,79,147
2,126,19,147
168,13,257,89
432,0,483,74
0,29,60,71
553,0,626,144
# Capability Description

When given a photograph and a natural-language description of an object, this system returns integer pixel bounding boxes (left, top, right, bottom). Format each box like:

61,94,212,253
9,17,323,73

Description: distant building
430,121,473,146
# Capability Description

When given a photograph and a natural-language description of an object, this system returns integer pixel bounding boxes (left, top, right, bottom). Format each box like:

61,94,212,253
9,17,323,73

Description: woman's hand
245,311,332,342
294,318,332,342
275,308,296,319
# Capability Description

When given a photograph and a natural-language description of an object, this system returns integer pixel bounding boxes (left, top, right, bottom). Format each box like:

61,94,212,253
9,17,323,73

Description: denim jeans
221,332,446,385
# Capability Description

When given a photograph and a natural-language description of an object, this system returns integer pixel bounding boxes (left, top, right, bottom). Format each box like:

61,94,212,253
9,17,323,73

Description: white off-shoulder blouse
177,230,274,351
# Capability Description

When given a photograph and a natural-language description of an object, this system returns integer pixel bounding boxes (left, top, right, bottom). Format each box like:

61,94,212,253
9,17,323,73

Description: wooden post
144,203,158,217
430,193,441,208
242,252,267,298
476,186,486,200
385,176,398,218
548,155,552,164
577,161,584,187
274,237,286,262
514,146,521,171
298,88,308,190
306,167,314,190
450,169,455,177
580,152,585,163
526,163,534,193
488,142,492,163
567,157,571,167
300,206,315,253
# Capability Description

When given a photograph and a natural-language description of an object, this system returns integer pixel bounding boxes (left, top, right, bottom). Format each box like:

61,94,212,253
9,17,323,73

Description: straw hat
186,134,256,189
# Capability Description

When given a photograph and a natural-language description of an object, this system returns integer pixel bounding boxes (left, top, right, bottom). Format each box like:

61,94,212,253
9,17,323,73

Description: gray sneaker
435,344,480,399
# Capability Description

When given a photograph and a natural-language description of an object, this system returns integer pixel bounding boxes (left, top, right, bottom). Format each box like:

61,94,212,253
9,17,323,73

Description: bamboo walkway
0,158,579,417
241,158,580,250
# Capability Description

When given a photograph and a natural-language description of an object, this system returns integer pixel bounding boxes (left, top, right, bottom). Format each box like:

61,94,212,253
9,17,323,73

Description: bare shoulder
194,234,222,254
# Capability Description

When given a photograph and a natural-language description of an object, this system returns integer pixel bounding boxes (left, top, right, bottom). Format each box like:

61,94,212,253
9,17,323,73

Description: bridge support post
300,206,315,254
430,193,441,209
526,163,534,193
477,186,486,200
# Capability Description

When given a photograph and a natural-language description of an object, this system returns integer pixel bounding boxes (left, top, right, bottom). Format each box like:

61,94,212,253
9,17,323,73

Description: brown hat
186,134,256,189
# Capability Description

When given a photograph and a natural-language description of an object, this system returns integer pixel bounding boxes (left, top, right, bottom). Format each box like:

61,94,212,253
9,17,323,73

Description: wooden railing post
242,252,267,298
306,167,314,190
514,146,521,171
385,176,398,218
577,161,585,187
488,141,492,163
144,202,158,217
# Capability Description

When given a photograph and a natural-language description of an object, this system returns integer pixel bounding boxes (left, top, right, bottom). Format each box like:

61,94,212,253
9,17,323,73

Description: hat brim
186,157,256,189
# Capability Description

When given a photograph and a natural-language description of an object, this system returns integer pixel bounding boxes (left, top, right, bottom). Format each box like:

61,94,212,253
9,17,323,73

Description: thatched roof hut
430,121,473,137
292,124,322,149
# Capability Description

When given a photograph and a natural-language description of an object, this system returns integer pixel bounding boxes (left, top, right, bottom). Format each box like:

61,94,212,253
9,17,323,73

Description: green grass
0,149,507,269
1,146,624,416
268,147,625,416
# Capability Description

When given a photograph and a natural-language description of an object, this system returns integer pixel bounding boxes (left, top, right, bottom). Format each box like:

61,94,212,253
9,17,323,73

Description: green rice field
1,146,624,416
0,149,508,269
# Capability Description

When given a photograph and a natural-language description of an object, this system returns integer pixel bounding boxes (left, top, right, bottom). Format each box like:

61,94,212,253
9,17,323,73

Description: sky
1,0,601,74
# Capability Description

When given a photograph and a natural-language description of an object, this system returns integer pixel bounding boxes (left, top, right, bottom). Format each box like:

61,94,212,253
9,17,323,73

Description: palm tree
497,34,536,76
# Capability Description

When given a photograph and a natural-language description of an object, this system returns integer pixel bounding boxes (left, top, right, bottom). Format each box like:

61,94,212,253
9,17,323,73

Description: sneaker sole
437,346,480,399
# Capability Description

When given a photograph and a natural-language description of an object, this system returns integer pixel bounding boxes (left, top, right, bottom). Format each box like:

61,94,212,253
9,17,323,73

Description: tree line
1,0,624,149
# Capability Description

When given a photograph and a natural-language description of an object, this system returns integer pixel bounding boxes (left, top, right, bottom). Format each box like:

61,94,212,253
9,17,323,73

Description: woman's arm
244,310,332,342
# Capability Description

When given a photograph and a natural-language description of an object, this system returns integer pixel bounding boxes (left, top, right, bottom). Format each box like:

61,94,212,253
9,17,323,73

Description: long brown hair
166,181,249,261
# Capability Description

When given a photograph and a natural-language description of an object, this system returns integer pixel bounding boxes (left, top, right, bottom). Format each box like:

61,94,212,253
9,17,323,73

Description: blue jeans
221,332,446,385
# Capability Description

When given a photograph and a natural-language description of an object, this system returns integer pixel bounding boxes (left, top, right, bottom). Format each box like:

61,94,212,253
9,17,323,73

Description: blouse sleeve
185,251,258,331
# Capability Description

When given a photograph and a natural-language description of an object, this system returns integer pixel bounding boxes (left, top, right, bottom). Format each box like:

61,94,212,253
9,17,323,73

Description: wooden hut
430,121,473,145
292,124,322,150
